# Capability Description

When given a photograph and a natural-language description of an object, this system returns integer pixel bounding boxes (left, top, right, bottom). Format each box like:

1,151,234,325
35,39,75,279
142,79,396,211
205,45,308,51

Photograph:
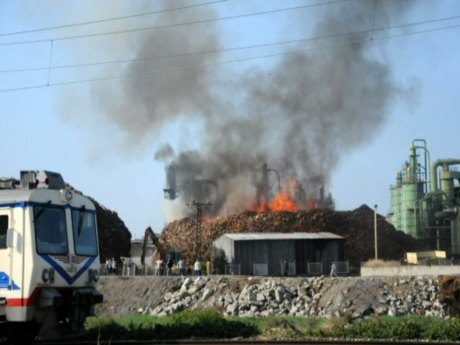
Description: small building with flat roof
213,232,345,276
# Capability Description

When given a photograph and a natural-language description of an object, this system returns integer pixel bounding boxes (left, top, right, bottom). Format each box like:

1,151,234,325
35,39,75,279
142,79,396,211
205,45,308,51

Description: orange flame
252,195,271,212
251,192,300,212
270,193,300,211
201,214,215,224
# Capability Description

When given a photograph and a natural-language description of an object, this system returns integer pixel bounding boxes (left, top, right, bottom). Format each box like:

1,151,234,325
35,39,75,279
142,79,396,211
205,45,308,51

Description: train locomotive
0,171,102,344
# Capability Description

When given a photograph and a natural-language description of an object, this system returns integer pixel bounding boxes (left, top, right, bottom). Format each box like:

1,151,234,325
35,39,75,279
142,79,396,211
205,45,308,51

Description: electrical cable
0,0,227,37
1,20,459,93
1,13,459,74
0,0,349,46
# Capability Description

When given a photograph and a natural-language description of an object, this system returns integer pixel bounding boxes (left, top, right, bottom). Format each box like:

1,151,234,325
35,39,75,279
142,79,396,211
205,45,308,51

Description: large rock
96,276,447,319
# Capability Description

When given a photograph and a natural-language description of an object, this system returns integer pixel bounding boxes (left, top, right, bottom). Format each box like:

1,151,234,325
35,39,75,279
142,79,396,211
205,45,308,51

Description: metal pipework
431,159,460,192
164,164,179,200
410,139,430,190
435,207,458,221
266,167,281,194
260,163,281,194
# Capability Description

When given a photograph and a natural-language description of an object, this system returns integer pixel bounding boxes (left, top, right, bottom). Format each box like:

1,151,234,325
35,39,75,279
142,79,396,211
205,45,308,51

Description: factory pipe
267,168,281,194
431,159,460,192
411,139,430,191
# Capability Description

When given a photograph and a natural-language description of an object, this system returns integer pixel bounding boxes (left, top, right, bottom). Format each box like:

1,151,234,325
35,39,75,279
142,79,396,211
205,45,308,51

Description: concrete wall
361,265,460,276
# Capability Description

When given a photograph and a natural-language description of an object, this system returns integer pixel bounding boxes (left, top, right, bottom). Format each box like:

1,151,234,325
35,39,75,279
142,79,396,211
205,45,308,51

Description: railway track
28,340,460,345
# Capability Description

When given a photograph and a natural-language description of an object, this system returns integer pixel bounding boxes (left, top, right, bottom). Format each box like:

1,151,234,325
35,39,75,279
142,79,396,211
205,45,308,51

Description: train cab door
0,210,13,291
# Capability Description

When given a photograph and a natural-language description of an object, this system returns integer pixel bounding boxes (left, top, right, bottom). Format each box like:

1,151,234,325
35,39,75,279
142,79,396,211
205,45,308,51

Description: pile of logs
161,205,422,269
438,275,460,316
93,198,131,263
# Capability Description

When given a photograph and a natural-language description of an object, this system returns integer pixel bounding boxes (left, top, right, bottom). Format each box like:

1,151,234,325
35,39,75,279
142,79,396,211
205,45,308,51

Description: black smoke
93,0,414,219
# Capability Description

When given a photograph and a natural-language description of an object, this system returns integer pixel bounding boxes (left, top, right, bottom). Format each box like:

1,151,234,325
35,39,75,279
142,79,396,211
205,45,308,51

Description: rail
30,339,460,345
225,264,241,275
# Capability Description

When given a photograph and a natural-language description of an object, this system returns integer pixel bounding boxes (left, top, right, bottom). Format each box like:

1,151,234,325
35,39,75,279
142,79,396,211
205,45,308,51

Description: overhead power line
1,20,459,93
0,0,349,46
0,0,227,37
1,13,459,74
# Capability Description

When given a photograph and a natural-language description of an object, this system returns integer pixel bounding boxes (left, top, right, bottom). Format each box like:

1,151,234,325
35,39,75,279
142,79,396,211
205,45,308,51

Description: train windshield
71,208,98,256
34,205,69,255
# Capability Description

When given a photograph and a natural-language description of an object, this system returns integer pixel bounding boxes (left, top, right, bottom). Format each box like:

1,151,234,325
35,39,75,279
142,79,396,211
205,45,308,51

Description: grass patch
85,312,460,342
85,309,258,340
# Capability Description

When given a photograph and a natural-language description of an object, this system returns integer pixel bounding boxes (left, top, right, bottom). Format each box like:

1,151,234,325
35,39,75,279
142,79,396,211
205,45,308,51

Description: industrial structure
213,232,345,276
390,139,460,256
163,161,334,213
163,163,218,203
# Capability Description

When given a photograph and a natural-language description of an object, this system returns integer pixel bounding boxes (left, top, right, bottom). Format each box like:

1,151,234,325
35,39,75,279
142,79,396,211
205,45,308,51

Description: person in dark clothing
166,257,174,276
282,260,289,276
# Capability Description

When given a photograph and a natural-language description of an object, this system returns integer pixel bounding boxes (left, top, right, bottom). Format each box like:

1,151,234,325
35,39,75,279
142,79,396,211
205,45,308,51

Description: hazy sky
1,0,459,239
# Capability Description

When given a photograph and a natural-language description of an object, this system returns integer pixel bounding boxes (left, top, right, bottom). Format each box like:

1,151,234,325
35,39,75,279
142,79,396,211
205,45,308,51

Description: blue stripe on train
39,255,97,285
0,271,20,290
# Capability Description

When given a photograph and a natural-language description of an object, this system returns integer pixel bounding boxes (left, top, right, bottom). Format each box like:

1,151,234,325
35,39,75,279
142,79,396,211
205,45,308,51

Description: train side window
0,215,8,249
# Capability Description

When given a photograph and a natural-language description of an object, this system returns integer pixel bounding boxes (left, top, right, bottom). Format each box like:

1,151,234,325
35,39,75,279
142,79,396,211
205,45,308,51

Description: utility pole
374,204,378,259
186,200,213,261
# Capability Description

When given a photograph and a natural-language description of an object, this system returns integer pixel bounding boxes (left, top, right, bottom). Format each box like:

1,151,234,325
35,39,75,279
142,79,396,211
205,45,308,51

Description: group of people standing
154,257,212,276
105,257,117,275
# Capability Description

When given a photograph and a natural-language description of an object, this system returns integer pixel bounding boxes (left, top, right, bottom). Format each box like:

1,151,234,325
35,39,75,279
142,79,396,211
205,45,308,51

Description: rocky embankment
96,275,446,319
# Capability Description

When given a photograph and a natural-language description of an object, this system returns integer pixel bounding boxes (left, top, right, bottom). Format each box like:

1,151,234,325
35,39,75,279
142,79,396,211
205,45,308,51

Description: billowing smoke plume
95,0,414,219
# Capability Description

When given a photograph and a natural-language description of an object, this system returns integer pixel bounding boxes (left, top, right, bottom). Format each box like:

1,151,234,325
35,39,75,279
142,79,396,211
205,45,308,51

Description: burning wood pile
161,204,421,269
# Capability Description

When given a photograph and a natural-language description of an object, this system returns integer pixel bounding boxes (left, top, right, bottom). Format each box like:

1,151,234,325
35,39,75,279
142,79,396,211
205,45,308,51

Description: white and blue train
0,171,102,344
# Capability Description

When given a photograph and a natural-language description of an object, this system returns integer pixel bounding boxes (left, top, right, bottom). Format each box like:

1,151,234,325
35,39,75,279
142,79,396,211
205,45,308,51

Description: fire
201,214,215,224
249,173,326,212
252,192,300,212
252,195,271,212
270,193,300,211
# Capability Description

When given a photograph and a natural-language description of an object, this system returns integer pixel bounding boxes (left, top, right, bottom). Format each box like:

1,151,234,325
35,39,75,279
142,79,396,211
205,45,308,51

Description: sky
0,0,459,239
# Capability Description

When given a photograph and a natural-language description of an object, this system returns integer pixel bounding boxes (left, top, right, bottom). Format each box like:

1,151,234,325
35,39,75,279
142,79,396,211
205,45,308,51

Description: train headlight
42,268,55,283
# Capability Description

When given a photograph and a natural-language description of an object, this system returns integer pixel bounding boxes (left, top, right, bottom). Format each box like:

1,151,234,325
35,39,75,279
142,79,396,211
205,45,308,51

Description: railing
307,262,323,275
225,264,241,275
253,263,268,276
100,260,352,277
280,262,296,276
119,257,136,277
335,261,350,275
122,262,136,277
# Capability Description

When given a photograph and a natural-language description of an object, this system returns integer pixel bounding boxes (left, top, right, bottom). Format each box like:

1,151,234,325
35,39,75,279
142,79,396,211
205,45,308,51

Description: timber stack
161,204,421,268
